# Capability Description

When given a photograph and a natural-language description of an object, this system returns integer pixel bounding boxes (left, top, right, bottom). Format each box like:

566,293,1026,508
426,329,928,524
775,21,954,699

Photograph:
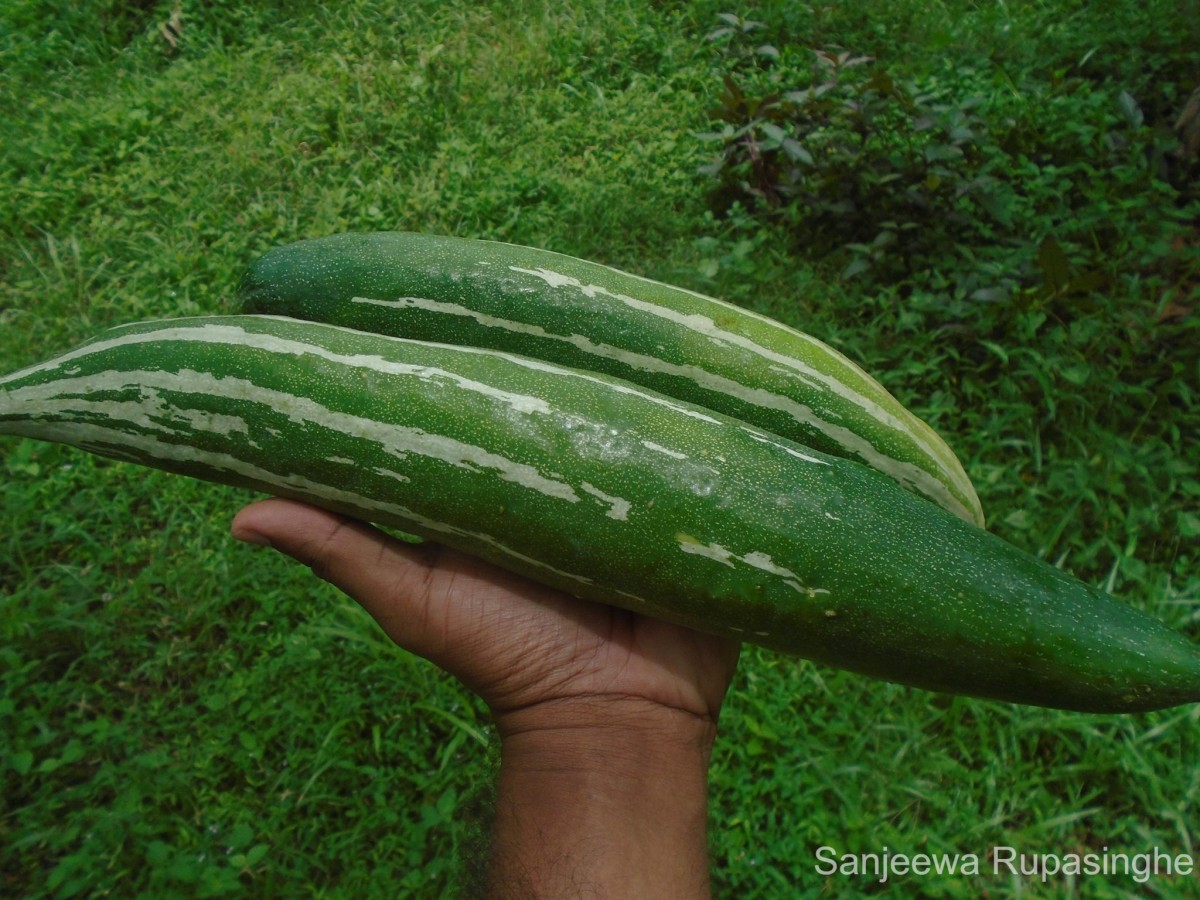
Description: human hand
232,497,740,898
230,497,740,732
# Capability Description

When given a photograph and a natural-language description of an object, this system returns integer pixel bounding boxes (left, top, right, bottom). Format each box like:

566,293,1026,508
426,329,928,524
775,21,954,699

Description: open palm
231,498,741,732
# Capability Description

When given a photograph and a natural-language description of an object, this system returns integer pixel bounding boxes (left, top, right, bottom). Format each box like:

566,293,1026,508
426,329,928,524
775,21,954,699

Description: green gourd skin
238,232,984,526
1,315,1197,713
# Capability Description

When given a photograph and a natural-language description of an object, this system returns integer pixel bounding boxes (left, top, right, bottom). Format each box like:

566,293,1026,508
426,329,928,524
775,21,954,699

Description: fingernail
234,530,272,547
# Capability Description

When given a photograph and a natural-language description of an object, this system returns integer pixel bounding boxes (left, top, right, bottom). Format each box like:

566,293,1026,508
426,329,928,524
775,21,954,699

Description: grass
2,0,1199,896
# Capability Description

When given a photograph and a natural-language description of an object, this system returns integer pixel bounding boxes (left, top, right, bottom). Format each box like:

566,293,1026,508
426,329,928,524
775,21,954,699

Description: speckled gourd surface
239,231,984,525
2,314,1198,713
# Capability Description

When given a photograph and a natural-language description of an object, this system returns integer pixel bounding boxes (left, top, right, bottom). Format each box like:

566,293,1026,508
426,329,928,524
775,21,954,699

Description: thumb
231,497,449,655
229,498,558,673
231,497,437,594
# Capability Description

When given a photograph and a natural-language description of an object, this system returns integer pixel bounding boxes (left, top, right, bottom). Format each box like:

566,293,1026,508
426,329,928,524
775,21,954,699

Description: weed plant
2,1,1198,897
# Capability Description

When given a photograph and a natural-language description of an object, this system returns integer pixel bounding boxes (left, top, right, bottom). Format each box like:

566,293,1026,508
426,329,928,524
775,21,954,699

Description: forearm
486,699,717,899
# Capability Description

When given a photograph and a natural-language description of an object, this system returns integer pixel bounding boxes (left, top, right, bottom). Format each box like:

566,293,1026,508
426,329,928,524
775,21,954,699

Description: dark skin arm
232,498,741,899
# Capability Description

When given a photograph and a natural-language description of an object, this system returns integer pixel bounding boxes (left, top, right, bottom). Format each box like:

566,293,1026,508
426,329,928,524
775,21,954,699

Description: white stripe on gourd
503,265,967,515
6,367,601,509
351,292,956,514
1,366,633,597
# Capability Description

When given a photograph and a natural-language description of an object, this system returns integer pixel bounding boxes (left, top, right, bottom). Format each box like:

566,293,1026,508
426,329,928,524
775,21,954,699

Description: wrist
487,696,718,898
494,693,719,764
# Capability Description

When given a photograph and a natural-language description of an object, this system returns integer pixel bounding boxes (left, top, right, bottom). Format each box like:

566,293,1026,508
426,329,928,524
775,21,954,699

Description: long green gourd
238,232,985,526
2,314,1197,713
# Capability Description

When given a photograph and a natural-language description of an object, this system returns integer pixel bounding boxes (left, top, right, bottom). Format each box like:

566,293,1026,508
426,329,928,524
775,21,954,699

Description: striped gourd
2,314,1198,713
239,232,985,526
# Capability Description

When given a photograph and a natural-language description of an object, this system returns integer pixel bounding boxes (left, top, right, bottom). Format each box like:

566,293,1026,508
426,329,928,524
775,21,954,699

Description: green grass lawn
2,1,1198,896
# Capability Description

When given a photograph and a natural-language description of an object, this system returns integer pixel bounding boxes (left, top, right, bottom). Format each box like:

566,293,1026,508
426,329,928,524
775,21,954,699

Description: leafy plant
697,8,1200,321
699,45,1002,282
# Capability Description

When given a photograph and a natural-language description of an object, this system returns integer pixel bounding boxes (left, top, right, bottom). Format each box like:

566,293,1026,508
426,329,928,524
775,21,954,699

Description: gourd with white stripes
2,314,1198,713
239,232,984,525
